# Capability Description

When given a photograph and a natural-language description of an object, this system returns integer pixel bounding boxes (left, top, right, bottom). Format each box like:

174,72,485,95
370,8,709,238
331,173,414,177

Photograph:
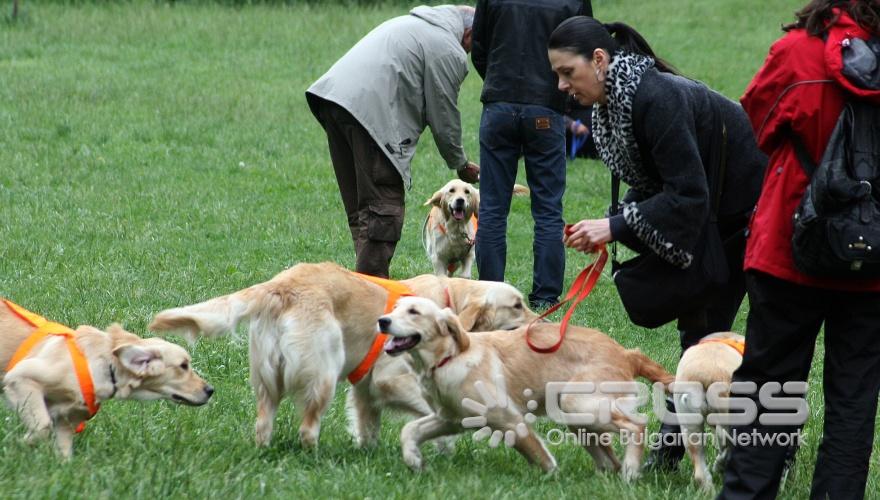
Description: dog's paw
402,442,424,471
620,465,641,483
433,436,456,456
299,428,319,449
354,433,379,449
23,428,49,446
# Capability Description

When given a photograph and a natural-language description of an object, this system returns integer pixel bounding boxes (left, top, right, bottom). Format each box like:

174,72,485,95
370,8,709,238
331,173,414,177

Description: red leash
525,246,608,353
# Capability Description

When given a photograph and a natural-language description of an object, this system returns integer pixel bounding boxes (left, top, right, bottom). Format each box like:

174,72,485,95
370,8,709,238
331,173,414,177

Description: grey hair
457,5,475,29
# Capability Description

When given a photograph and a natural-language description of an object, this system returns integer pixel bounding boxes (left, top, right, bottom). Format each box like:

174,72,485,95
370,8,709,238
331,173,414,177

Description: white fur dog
149,262,537,450
423,180,528,277
378,296,674,480
1,300,213,459
674,331,745,490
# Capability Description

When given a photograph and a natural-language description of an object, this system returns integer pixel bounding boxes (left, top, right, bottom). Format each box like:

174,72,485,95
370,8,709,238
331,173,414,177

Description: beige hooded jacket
307,5,469,189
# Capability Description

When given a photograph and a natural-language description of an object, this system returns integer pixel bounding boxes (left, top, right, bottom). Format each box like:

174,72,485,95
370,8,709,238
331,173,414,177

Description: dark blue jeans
475,102,566,305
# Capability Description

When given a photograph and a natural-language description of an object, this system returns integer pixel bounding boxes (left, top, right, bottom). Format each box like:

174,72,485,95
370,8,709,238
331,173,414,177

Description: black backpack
791,98,880,277
789,34,880,278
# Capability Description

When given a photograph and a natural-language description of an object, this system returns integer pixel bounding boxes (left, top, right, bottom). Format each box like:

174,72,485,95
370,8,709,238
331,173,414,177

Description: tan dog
422,180,529,277
674,331,745,490
0,300,213,459
149,262,537,450
378,296,674,480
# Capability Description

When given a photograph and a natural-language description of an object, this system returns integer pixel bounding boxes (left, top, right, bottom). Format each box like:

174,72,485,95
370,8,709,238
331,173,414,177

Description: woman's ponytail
604,22,680,75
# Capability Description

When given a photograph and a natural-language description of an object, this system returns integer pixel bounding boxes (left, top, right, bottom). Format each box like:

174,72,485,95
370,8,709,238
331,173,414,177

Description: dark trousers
475,102,566,305
718,271,880,500
316,99,404,278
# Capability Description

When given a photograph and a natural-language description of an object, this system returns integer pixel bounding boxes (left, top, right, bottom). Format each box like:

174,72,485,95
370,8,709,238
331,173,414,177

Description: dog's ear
440,308,470,352
456,302,484,332
423,189,444,207
113,344,166,378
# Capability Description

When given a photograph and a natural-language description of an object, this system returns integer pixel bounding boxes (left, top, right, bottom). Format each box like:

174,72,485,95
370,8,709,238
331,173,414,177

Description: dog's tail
513,184,530,196
149,286,262,342
627,348,675,388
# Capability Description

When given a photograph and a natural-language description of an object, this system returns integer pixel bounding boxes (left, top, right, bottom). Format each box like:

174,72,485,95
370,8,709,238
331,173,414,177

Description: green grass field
1,0,877,498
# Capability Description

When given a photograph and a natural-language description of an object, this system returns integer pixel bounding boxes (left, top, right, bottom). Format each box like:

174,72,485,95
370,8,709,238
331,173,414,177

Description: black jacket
609,69,766,257
472,0,592,113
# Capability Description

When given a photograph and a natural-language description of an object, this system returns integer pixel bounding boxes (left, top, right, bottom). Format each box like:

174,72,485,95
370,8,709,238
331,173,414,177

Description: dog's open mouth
172,394,206,406
383,334,421,356
451,207,466,220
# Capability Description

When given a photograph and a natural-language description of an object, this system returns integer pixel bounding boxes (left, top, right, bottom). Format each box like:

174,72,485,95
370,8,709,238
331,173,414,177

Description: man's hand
457,161,480,183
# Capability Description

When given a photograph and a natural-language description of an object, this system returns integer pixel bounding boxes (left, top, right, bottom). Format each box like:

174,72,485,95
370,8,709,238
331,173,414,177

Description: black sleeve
622,82,710,269
609,214,645,252
471,0,490,80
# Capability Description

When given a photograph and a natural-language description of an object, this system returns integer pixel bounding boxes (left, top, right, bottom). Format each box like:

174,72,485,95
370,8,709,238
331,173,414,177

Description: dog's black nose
204,385,215,398
453,198,465,209
378,317,391,331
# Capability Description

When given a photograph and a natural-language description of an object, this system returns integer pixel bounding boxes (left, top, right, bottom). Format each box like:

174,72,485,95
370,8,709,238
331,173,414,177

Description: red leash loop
525,247,608,353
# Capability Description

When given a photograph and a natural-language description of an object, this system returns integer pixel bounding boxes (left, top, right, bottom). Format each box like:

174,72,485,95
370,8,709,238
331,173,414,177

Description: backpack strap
791,132,819,178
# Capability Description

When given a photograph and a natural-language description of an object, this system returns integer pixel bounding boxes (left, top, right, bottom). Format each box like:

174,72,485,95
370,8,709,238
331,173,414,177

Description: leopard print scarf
592,51,693,269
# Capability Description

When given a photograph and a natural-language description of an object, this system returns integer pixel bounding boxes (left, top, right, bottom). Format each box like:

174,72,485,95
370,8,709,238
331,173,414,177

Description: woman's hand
563,218,612,253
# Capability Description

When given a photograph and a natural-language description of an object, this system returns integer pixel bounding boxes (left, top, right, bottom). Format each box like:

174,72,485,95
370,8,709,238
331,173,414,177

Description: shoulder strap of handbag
611,99,728,256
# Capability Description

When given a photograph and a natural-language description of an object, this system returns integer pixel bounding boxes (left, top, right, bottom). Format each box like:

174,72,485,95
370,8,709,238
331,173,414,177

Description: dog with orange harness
0,299,213,458
148,262,537,450
673,331,746,490
422,180,529,278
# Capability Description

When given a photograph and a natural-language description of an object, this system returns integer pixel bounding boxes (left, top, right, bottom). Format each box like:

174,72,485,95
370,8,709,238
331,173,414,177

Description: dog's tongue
383,335,418,355
452,208,465,220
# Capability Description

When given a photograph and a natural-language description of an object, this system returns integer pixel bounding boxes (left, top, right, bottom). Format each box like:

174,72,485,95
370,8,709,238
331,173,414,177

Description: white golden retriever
378,296,674,480
674,331,745,490
1,300,213,459
149,262,537,449
422,180,528,277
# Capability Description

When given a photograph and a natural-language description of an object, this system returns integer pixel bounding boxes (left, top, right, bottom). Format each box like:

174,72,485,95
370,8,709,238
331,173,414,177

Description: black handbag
610,105,731,329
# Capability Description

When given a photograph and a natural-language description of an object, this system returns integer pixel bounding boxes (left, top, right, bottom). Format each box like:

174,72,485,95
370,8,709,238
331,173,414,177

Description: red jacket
741,10,880,291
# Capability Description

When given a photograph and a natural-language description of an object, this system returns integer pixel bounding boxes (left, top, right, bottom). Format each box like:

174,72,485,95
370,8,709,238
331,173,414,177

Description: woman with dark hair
718,1,880,498
547,16,766,470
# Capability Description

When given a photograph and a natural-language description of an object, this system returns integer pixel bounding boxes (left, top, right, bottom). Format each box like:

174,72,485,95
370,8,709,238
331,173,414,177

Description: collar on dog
435,355,453,369
698,337,745,356
4,299,100,433
430,354,454,376
347,274,415,385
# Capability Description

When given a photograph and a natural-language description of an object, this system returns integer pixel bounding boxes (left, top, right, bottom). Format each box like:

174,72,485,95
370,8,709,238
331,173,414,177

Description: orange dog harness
4,300,99,432
698,337,746,356
426,212,479,275
347,274,415,384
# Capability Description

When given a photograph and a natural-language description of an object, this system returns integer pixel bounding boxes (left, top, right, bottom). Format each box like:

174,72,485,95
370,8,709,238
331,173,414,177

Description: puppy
674,331,745,490
423,180,529,277
148,262,537,449
378,296,674,481
0,300,213,459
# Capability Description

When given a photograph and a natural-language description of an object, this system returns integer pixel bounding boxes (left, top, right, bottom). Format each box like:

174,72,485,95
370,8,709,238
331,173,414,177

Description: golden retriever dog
0,300,213,459
378,296,674,481
422,180,529,277
148,262,537,450
674,331,744,490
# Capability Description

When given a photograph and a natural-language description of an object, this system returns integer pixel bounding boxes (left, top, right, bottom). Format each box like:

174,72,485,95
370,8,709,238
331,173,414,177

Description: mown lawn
2,0,875,498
